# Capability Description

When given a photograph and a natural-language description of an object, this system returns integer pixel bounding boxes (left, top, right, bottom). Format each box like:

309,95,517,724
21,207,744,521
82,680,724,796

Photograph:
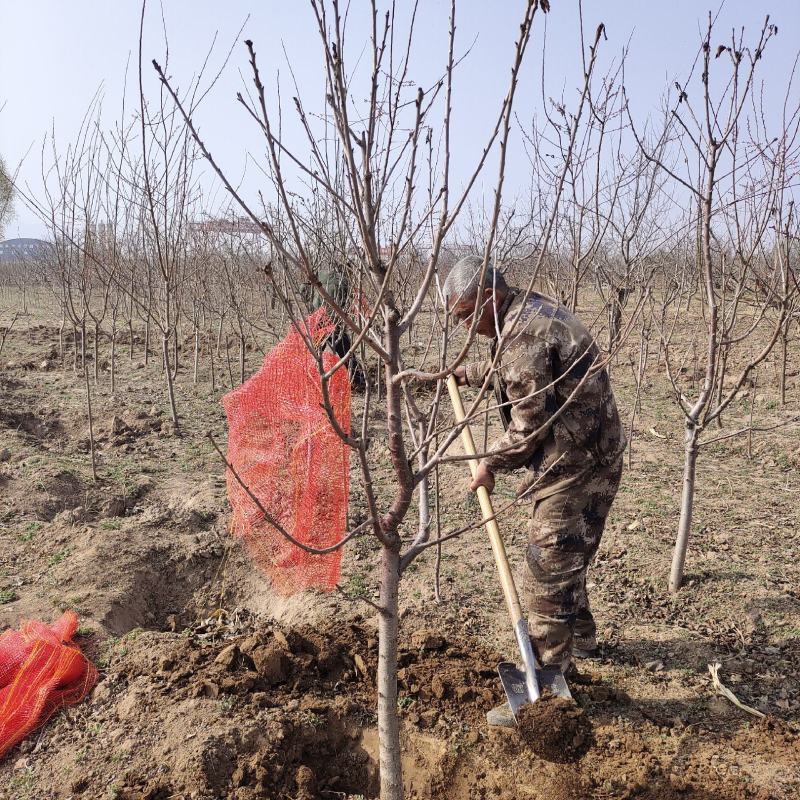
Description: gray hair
442,255,507,304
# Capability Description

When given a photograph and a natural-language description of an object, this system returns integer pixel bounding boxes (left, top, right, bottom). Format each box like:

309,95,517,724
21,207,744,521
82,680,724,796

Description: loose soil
1,301,799,799
516,691,592,762
12,614,800,800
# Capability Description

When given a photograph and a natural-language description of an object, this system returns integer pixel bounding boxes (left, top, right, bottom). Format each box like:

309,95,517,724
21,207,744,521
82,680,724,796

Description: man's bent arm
464,359,493,388
483,338,551,471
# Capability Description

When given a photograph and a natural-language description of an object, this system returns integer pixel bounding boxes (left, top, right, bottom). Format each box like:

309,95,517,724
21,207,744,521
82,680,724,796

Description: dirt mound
1,612,798,800
516,691,591,761
0,407,64,443
17,618,509,799
88,619,384,799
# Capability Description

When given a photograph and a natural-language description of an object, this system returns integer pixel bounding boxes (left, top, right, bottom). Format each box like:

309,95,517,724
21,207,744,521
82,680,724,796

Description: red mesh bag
223,308,352,594
0,611,98,758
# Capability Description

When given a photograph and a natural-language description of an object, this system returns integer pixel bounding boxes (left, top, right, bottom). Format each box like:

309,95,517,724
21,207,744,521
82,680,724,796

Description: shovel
446,376,572,721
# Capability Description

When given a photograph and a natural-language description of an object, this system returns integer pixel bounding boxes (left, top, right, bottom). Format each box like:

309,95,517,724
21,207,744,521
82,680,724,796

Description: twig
708,662,765,719
334,583,388,617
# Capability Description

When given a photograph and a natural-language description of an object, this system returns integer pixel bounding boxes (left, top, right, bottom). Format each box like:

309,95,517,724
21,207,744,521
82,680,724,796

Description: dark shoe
563,662,595,685
486,701,516,728
573,635,600,659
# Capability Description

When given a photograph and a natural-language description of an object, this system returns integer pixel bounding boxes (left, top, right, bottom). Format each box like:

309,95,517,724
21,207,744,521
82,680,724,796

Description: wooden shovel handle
446,375,525,627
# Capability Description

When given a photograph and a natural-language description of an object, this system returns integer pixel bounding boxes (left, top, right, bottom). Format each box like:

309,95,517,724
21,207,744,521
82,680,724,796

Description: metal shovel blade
497,661,573,721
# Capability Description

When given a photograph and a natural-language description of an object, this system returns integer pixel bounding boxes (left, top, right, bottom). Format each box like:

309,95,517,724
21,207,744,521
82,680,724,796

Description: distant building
0,237,53,264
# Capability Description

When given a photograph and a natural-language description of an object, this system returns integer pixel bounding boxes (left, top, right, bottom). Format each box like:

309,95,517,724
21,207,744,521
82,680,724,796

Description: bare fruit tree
630,15,800,593
154,2,567,796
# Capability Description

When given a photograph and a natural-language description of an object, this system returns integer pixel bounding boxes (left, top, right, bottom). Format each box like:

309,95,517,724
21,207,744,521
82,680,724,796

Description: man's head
443,255,509,337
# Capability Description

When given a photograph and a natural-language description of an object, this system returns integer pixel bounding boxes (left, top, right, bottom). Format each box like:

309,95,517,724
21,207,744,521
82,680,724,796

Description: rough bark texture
669,423,699,593
377,546,401,800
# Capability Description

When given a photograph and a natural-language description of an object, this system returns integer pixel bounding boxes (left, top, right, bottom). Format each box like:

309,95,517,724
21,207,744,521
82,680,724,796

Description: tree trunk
162,334,180,434
779,319,789,407
377,545,402,800
94,322,100,384
209,330,216,392
669,423,699,593
627,329,648,468
72,323,79,373
608,285,627,358
433,460,442,603
216,317,224,357
58,316,65,370
225,337,235,389
193,325,200,385
80,321,87,375
239,332,246,385
747,371,757,459
129,275,135,361
568,278,579,313
84,361,98,482
714,349,728,428
111,328,117,395
173,325,179,380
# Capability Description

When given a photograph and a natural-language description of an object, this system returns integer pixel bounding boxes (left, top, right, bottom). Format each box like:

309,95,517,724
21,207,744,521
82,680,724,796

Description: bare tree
630,15,799,593
155,2,564,796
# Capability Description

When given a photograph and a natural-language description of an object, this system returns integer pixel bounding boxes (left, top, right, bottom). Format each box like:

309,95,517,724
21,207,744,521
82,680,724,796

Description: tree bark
377,545,402,800
111,327,117,395
93,322,100,384
80,321,86,375
209,329,216,392
779,318,789,407
193,324,200,385
162,334,180,434
568,278,579,313
84,360,98,482
58,315,65,370
173,324,179,380
669,423,699,593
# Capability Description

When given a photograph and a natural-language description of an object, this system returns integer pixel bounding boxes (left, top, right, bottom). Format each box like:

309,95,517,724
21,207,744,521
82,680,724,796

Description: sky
1,0,799,240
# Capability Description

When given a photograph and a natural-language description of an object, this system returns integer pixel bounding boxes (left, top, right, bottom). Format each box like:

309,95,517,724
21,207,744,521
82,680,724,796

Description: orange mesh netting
0,611,98,758
223,308,352,594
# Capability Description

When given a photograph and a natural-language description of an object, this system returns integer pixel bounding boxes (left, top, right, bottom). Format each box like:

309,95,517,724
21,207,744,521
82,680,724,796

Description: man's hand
414,366,467,387
470,460,495,494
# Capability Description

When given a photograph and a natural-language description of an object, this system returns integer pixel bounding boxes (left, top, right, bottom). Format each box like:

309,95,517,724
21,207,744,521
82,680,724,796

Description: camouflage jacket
301,267,350,312
464,290,626,498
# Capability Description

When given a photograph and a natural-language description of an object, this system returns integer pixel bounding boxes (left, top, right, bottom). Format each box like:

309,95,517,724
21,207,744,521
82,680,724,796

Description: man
302,264,366,389
443,255,626,727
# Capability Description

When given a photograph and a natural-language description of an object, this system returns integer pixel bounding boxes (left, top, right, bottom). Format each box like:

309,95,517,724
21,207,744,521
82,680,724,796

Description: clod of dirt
295,765,317,799
251,643,288,684
411,630,447,651
515,692,591,762
101,495,127,518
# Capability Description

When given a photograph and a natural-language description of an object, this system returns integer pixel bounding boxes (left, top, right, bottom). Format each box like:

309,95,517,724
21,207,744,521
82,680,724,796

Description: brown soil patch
1,309,798,799
516,691,592,762
4,613,793,799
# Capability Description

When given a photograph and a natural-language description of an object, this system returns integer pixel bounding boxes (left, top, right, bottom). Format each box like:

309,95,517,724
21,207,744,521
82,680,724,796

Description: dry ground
0,294,798,800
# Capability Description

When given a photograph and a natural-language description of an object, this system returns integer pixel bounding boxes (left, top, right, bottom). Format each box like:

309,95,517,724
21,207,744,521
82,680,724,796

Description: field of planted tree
1,2,799,799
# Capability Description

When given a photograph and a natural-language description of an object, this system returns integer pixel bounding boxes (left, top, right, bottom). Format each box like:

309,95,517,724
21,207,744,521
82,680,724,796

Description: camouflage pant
523,457,623,670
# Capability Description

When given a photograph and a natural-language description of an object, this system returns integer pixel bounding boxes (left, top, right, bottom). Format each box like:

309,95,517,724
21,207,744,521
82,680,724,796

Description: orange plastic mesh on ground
0,611,98,758
222,308,352,594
